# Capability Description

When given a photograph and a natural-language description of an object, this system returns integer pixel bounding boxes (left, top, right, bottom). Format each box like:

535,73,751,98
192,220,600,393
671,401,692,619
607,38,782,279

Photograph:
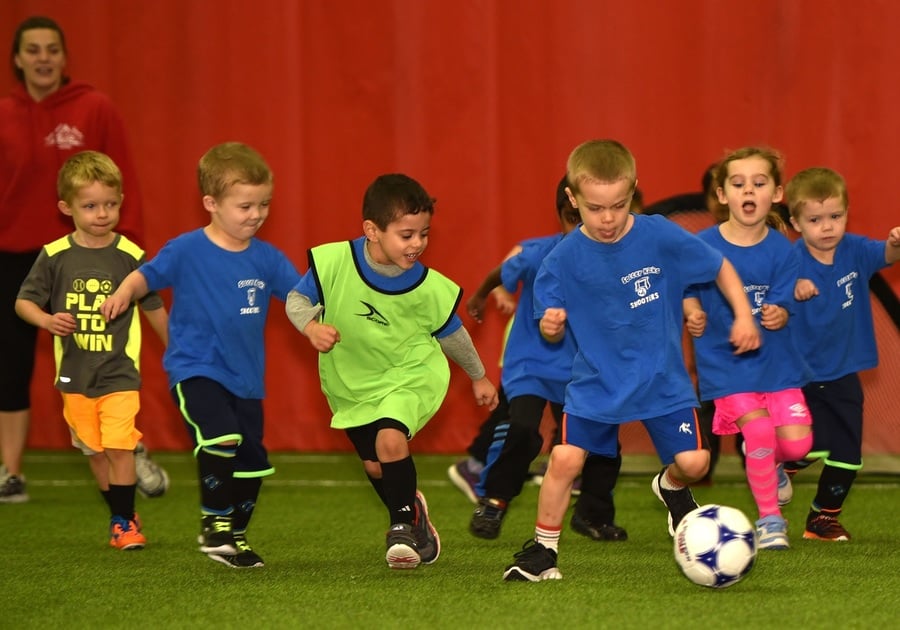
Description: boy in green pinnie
287,173,499,569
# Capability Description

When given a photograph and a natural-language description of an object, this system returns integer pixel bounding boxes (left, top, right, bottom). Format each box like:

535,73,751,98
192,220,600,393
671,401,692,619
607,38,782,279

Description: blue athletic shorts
564,407,706,464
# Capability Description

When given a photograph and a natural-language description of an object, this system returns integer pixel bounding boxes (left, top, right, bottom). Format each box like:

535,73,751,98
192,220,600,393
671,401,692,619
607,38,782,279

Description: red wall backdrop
4,0,899,453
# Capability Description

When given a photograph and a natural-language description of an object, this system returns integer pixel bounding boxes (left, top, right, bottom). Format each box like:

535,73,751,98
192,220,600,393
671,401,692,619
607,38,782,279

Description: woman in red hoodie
0,16,148,502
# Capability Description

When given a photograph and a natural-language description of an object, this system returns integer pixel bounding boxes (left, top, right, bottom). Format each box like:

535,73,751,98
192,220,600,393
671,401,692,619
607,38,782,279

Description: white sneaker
135,442,170,498
756,515,789,550
776,464,793,506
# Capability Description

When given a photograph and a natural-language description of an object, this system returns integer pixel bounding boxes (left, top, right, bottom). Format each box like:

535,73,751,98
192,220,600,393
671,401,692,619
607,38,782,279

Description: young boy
783,167,900,541
286,173,499,570
460,175,627,542
15,150,168,550
100,142,301,568
503,139,760,582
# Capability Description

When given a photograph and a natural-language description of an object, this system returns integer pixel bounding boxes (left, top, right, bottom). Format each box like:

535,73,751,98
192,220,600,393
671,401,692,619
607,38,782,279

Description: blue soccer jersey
534,214,723,423
792,234,889,381
139,229,301,398
499,233,575,402
689,226,811,399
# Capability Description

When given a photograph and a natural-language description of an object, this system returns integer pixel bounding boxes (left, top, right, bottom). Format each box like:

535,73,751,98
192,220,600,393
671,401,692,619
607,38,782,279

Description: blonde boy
16,150,168,550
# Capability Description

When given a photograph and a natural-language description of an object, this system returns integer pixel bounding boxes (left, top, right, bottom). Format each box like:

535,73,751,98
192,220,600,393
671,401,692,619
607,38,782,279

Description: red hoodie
0,80,144,252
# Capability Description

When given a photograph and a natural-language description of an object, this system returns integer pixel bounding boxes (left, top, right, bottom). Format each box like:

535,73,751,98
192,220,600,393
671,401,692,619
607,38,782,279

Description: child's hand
472,376,499,410
466,294,488,323
304,320,341,352
886,227,900,264
99,292,130,321
492,287,517,316
729,315,761,354
759,303,788,331
46,312,77,336
794,278,819,301
685,309,707,338
540,307,567,340
888,226,900,247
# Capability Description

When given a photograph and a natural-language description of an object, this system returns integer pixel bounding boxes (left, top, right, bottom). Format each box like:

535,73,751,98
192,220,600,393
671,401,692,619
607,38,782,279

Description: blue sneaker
776,463,793,506
756,514,789,550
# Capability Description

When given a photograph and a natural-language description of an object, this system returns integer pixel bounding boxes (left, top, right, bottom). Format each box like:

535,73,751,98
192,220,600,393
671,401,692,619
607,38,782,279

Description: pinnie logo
357,300,389,326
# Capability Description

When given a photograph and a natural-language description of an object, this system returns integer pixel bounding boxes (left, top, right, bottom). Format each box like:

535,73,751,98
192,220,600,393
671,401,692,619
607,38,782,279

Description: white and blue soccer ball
674,504,757,588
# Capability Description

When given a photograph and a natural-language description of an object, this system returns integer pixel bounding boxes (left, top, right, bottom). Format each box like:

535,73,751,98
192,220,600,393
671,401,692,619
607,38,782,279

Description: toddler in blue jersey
101,142,301,568
685,147,813,550
462,175,627,542
286,173,499,570
503,139,760,582
782,167,900,541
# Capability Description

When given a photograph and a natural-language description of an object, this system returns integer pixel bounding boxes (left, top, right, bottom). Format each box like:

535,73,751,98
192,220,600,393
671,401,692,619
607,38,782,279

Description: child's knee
672,450,710,482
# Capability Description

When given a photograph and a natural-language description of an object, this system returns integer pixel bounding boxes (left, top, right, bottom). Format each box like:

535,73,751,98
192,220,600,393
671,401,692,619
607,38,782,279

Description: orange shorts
61,391,143,454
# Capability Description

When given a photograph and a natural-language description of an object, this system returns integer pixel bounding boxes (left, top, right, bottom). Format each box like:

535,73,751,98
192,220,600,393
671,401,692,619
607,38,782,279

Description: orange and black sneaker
803,513,851,541
110,515,147,550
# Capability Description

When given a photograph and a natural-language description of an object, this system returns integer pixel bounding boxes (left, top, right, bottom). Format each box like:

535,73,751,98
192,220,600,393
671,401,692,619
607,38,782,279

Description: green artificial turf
2,452,898,629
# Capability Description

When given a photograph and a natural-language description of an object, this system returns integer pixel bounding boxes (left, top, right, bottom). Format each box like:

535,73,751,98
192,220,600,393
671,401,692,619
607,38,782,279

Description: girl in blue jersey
504,140,760,582
783,167,900,541
286,173,499,570
686,147,814,550
101,143,301,569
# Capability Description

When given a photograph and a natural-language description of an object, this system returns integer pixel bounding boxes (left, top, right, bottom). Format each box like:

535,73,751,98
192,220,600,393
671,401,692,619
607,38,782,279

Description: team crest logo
634,277,651,297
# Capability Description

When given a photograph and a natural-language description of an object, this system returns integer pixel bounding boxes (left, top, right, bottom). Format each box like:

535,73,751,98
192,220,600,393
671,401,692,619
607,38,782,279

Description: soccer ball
673,504,757,588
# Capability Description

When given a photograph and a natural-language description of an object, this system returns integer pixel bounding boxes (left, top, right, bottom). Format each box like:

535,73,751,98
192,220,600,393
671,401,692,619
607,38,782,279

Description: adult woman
0,16,146,502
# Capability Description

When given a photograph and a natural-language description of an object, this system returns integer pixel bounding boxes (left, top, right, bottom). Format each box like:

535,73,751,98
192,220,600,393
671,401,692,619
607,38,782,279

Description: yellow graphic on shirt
66,277,112,352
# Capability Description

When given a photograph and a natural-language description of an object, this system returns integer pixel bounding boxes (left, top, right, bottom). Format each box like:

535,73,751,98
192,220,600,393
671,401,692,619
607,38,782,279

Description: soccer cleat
756,514,790,550
776,463,793,506
651,467,699,537
109,516,146,550
570,512,628,541
503,540,562,582
413,490,441,564
470,497,507,539
0,472,29,504
198,515,237,555
207,533,265,568
134,442,169,498
385,523,421,569
803,514,851,541
447,459,480,504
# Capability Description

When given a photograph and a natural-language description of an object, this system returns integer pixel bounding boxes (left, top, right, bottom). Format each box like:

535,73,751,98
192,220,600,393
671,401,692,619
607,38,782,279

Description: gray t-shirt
17,233,163,397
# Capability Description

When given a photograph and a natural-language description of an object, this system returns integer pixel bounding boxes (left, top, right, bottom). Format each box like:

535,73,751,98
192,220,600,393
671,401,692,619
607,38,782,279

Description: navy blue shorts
172,377,272,476
564,407,705,464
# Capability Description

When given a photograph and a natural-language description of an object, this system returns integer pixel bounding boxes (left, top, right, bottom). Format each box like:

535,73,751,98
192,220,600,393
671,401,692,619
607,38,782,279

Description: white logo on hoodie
45,124,84,150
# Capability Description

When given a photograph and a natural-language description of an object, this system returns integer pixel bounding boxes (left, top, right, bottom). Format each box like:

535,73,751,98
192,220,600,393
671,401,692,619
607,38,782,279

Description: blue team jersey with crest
791,234,888,381
533,214,723,424
688,226,811,399
139,228,301,398
499,233,575,402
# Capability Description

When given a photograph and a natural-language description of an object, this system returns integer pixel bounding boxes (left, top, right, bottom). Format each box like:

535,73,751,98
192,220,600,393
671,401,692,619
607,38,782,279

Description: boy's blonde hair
57,151,122,205
785,167,848,218
566,140,637,196
198,142,272,199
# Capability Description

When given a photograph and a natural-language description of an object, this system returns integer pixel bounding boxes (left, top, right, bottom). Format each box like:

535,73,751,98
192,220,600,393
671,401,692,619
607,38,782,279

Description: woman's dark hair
11,16,67,83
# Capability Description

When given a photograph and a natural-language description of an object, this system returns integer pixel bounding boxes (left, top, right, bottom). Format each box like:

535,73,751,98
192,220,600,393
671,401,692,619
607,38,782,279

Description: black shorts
0,251,40,411
171,376,272,475
345,418,410,461
803,373,864,465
